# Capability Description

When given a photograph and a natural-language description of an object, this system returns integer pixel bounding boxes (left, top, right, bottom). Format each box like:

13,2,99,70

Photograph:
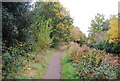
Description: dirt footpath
43,46,66,79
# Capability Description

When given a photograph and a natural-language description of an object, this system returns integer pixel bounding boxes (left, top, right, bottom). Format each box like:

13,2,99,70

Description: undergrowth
61,43,119,79
4,48,55,79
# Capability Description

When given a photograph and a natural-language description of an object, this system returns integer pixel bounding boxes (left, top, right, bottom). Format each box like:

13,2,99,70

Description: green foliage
15,49,55,79
87,40,120,54
94,41,104,50
38,21,53,49
88,13,108,41
103,40,120,54
2,1,74,79
2,2,33,79
2,2,31,47
61,50,77,79
63,44,118,79
71,27,87,46
3,1,119,80
87,14,120,54
32,2,74,47
3,46,30,78
30,17,53,50
112,43,120,53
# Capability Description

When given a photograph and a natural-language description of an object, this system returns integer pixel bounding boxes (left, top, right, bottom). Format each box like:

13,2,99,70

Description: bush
88,40,120,54
111,43,120,54
87,43,94,48
103,40,120,54
94,41,104,50
63,44,118,79
3,46,29,78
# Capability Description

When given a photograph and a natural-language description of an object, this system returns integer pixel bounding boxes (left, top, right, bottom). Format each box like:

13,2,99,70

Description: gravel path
43,47,66,79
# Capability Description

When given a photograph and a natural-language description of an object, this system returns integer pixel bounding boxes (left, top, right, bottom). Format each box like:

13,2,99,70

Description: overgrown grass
14,48,56,79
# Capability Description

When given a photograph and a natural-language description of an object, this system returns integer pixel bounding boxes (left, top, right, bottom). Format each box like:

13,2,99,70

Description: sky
59,0,119,36
32,0,119,36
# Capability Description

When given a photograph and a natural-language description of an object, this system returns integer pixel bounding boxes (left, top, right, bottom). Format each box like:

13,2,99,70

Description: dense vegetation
61,13,120,79
2,1,85,79
62,43,119,79
1,0,119,80
2,2,32,78
87,14,120,54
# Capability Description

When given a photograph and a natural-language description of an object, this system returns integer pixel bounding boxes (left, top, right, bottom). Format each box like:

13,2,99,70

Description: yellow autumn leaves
56,12,64,20
51,6,64,20
56,23,65,27
17,41,26,47
108,16,120,43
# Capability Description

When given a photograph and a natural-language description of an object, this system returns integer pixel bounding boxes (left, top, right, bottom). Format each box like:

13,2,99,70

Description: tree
2,2,32,78
88,13,108,41
107,16,120,43
71,27,87,45
2,2,31,47
30,17,53,50
31,1,73,47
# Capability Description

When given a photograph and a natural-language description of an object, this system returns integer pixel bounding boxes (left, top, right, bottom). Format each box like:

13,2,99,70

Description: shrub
103,40,120,54
3,46,29,78
94,41,104,50
87,43,94,48
111,43,120,54
88,40,120,54
63,44,118,79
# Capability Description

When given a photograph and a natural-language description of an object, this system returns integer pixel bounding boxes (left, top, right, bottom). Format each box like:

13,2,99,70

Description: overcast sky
59,0,119,36
32,0,119,36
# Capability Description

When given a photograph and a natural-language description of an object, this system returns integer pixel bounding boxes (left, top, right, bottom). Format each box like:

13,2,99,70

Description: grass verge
61,50,78,79
14,48,56,79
